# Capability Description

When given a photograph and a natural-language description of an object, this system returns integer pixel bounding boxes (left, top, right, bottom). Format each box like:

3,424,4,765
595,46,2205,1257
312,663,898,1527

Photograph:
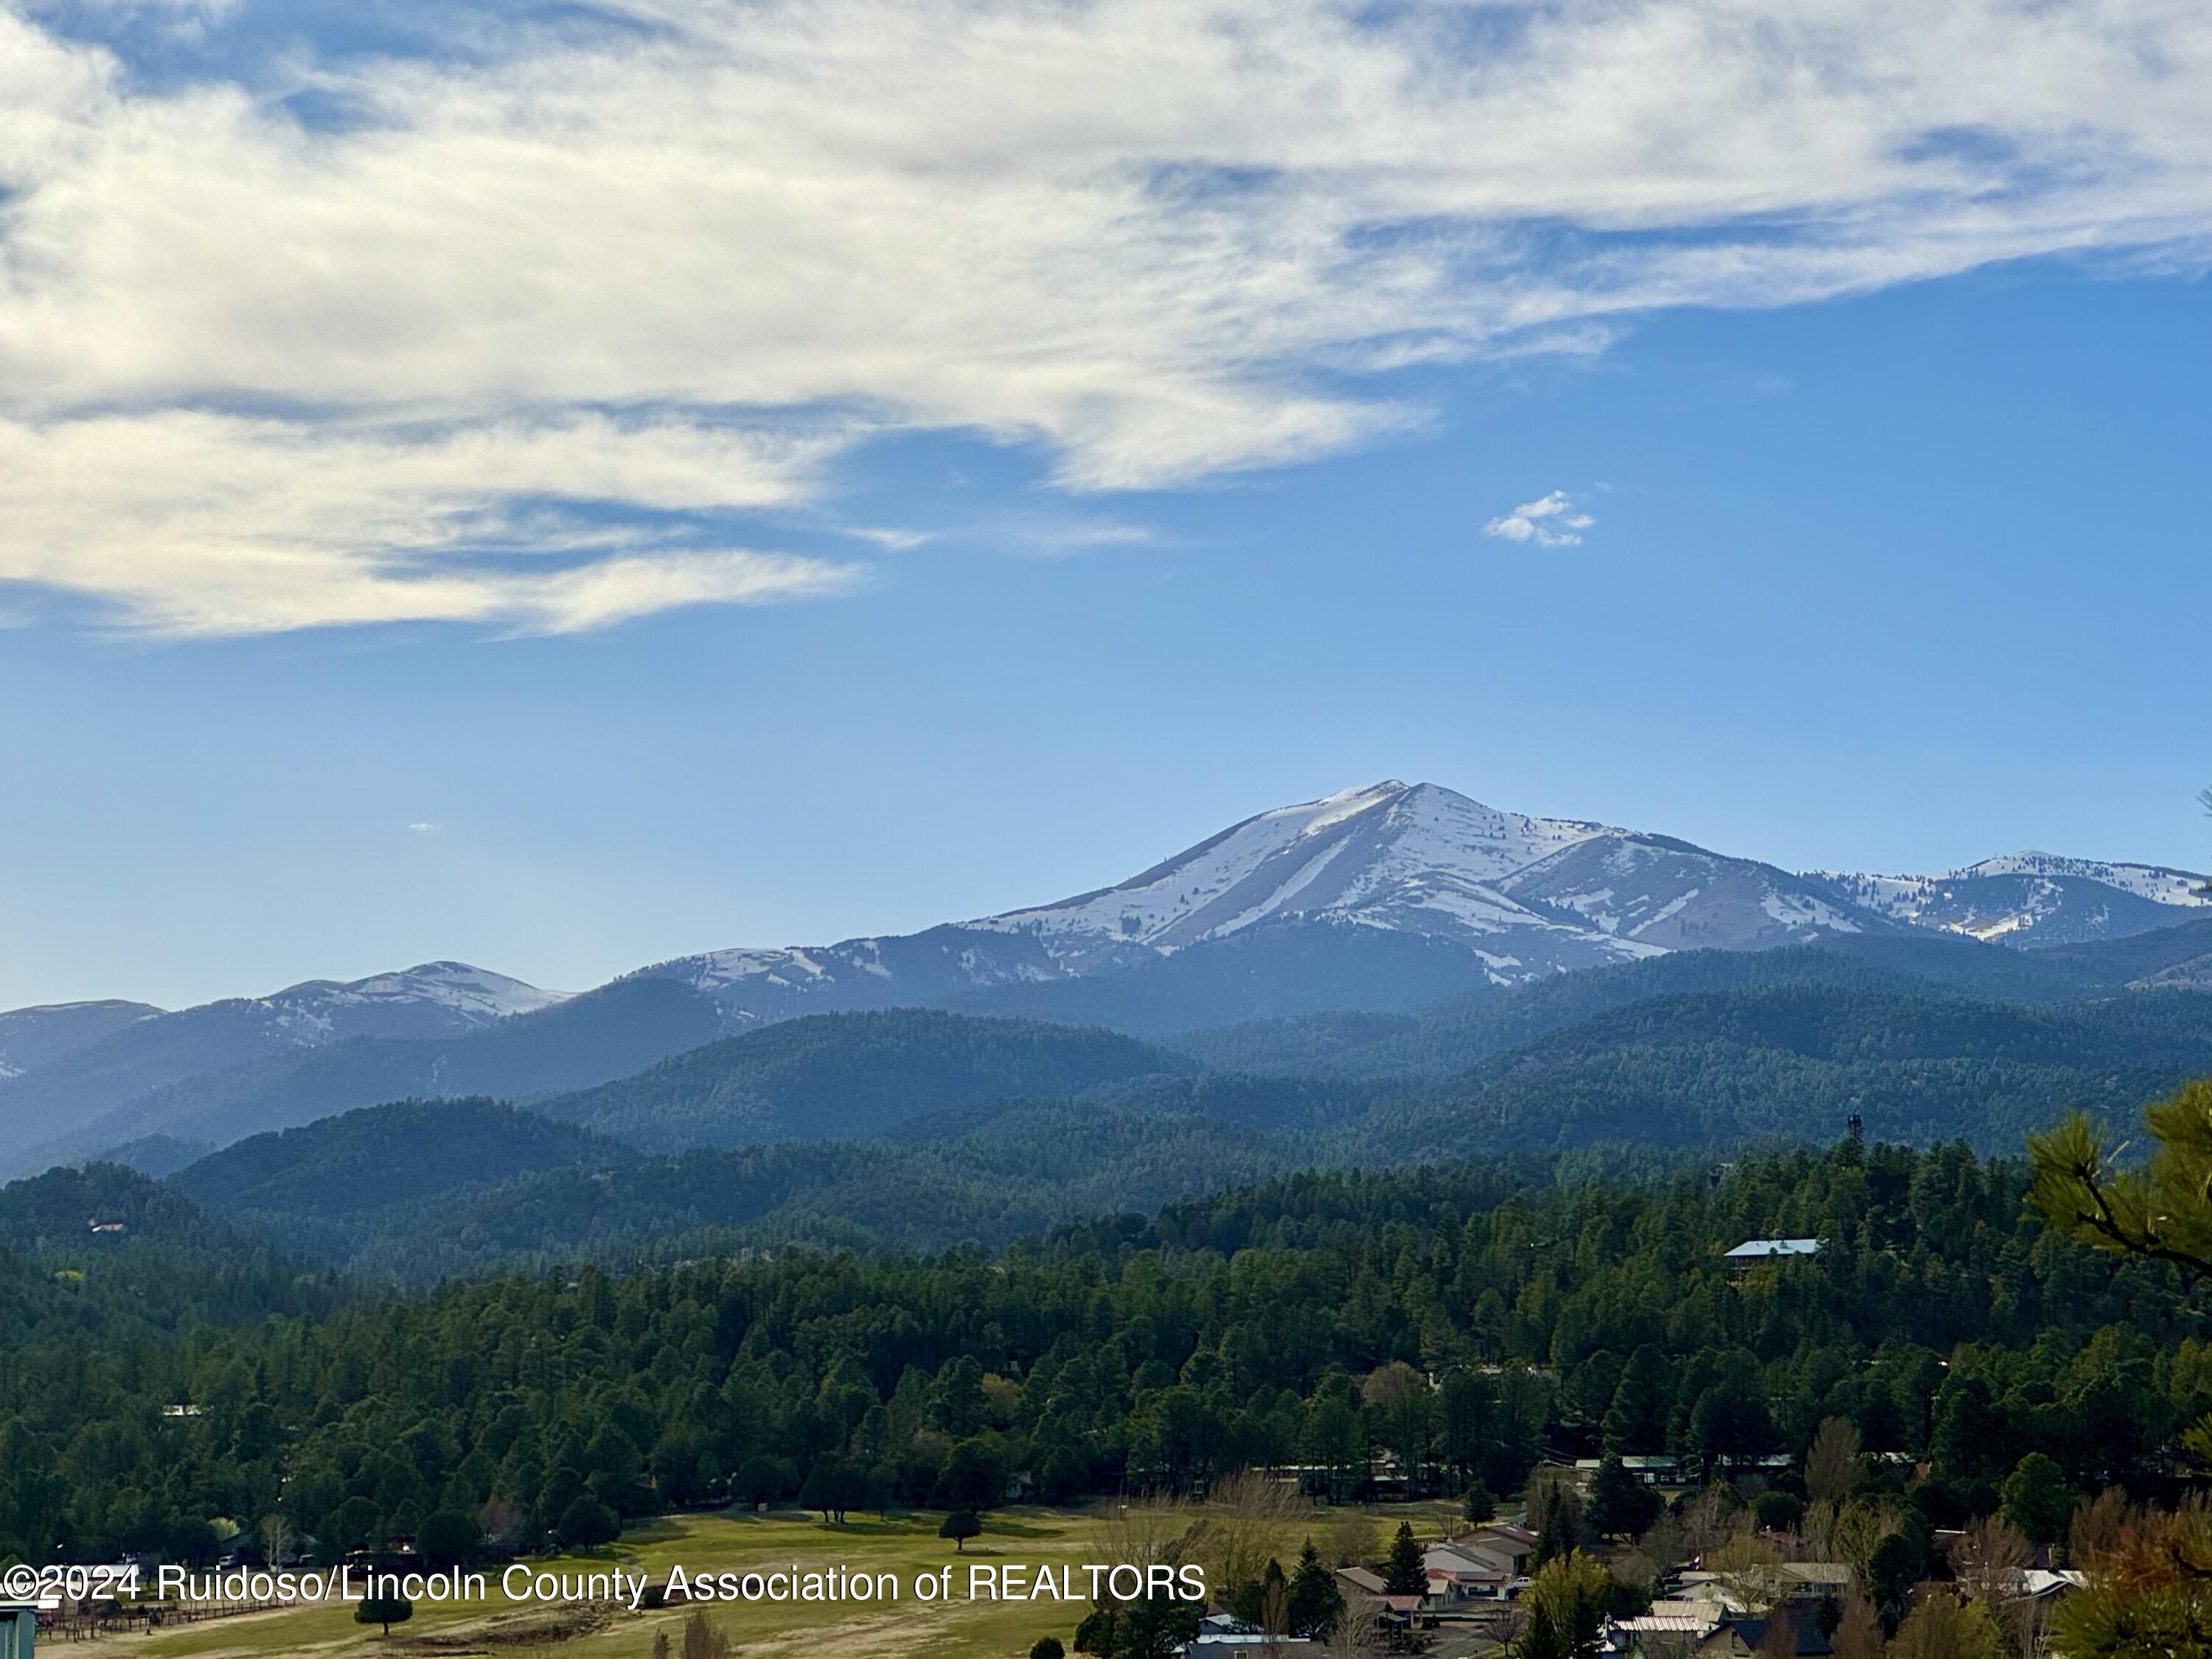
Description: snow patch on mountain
1812,852,2211,945
973,781,1615,959
0,999,166,1080
261,962,566,1037
1961,853,2212,908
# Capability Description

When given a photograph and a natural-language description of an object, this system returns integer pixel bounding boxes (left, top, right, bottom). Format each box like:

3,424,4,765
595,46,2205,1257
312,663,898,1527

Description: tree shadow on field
978,1517,1060,1538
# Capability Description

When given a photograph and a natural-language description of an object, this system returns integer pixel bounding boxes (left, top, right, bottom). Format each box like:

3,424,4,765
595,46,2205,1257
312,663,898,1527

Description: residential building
1179,1613,1318,1655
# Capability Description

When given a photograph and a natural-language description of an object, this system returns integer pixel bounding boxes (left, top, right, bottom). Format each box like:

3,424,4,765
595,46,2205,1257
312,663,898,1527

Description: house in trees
1573,1454,1683,1487
1178,1613,1319,1655
1470,1522,1538,1570
1334,1566,1386,1600
1722,1238,1819,1277
1605,1604,1725,1652
1332,1565,1422,1620
1422,1540,1510,1600
1421,1527,1536,1600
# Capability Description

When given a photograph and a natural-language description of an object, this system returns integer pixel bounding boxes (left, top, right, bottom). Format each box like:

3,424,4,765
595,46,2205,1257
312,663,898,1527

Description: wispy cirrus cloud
2,0,2211,634
0,407,860,634
1485,490,1596,549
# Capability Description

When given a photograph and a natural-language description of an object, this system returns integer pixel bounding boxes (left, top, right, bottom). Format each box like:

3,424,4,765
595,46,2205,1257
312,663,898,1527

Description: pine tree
1587,1453,1658,1539
1531,1495,1576,1572
1602,1345,1672,1454
1382,1520,1425,1597
2000,1451,2076,1547
1286,1540,1343,1638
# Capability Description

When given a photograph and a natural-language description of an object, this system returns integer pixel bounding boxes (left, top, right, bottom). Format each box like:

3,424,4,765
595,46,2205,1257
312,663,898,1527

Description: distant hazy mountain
0,961,563,1164
0,999,161,1079
13,975,720,1175
1812,852,2212,947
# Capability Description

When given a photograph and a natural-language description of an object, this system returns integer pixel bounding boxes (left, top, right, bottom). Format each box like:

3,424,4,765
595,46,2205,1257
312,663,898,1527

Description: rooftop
1724,1237,1820,1259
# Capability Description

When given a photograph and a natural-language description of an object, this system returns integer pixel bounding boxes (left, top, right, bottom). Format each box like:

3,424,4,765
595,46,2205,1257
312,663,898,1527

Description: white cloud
406,821,442,833
0,409,858,634
1,0,2210,631
1485,490,1596,549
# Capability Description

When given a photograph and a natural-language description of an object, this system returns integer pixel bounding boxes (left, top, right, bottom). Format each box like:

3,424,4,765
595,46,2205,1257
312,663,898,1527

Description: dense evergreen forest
1,1136,2201,1573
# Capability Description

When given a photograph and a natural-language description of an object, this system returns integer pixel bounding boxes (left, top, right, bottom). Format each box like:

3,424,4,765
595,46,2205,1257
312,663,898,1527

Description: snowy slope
973,782,1624,962
262,961,567,1036
1500,834,1871,950
634,781,1896,1025
1960,853,2212,908
966,782,1886,967
1812,852,2212,947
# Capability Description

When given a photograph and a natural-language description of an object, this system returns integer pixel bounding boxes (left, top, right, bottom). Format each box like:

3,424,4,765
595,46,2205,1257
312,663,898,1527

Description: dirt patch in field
394,1604,615,1653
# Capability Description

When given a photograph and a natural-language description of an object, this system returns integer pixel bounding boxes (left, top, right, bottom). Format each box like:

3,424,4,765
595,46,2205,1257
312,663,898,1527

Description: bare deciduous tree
2069,1485,2128,1566
1890,1590,2001,1659
258,1514,293,1568
1806,1418,1863,1507
1186,1469,1310,1615
1756,1607,1802,1658
1683,1486,1743,1563
679,1608,730,1659
1832,1594,1886,1659
1830,1500,1903,1597
1952,1514,2035,1658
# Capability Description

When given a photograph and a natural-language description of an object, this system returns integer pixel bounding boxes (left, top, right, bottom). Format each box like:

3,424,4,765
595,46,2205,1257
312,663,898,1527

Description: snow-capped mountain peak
630,779,1904,1025
627,781,2212,1032
1957,852,2212,908
269,961,568,1023
972,780,1618,959
1809,850,2212,945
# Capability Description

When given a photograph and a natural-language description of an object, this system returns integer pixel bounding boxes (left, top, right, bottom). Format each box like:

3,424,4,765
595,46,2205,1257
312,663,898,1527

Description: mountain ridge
5,779,2205,1170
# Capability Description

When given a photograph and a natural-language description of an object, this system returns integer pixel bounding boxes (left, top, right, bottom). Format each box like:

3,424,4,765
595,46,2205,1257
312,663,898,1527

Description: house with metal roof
1722,1238,1820,1273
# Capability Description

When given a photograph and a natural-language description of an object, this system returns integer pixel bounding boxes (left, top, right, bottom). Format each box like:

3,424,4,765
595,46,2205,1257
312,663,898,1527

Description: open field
61,1504,1424,1659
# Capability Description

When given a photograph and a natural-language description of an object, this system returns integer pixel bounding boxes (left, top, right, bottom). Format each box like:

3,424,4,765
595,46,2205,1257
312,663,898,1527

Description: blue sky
1,0,2208,1008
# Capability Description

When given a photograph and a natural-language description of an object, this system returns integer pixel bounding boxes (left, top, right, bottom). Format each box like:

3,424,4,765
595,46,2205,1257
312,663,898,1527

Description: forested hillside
1362,983,2212,1157
0,1163,341,1356
534,1008,1193,1150
1166,939,2141,1079
164,1093,1310,1280
0,1136,2197,1569
171,1100,627,1217
98,964,2212,1279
